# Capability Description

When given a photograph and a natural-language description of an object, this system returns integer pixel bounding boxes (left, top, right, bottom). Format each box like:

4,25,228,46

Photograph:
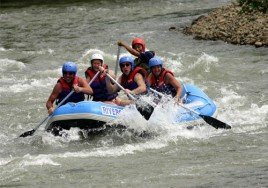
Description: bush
237,0,268,13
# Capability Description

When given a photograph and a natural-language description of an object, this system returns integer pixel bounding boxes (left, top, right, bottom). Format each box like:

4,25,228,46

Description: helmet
90,53,104,64
119,56,134,70
132,38,145,52
62,61,77,74
149,56,163,69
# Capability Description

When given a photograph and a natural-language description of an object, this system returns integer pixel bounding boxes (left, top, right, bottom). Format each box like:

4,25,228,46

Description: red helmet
132,38,145,52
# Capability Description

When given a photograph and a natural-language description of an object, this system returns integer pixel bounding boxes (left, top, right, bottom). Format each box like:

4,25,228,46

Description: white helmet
91,53,104,64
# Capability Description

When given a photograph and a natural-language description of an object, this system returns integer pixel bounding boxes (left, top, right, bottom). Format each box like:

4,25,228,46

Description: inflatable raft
174,83,217,124
45,84,217,133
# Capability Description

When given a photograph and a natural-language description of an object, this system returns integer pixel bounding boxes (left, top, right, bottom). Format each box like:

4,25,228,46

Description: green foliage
237,0,268,13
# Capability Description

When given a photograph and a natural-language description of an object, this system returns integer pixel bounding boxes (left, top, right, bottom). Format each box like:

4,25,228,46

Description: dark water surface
0,0,267,187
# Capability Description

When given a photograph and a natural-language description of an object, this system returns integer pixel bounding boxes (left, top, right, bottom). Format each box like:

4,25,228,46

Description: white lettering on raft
101,106,122,117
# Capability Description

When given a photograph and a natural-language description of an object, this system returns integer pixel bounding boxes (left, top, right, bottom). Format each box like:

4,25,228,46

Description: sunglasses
63,71,75,75
120,63,131,68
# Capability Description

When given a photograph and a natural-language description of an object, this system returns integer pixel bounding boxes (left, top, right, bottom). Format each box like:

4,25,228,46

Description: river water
0,0,267,187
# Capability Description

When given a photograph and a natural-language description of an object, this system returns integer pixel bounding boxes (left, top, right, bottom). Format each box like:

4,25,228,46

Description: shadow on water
0,0,144,8
48,123,157,146
0,0,101,8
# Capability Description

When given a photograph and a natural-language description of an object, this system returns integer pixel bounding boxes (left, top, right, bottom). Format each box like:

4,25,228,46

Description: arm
75,77,93,95
118,40,140,57
131,73,147,95
85,74,91,83
98,65,119,93
105,74,120,93
46,83,61,114
164,73,182,100
106,70,118,94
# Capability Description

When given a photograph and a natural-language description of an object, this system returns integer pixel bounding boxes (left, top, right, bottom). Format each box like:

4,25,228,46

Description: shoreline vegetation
179,2,268,47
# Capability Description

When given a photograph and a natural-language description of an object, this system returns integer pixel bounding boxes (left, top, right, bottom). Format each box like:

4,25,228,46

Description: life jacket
85,66,118,101
120,67,148,92
134,51,155,73
148,68,176,97
56,76,85,105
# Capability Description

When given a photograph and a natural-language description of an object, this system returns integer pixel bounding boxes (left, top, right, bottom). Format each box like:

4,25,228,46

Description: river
0,0,267,187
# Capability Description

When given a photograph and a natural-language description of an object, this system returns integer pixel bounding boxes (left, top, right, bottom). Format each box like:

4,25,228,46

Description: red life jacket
56,76,85,105
148,68,176,97
85,65,118,101
58,76,79,91
85,67,106,83
84,64,108,80
120,67,148,91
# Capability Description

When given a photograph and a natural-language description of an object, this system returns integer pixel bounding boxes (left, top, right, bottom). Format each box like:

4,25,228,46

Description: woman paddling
147,56,183,103
85,53,118,104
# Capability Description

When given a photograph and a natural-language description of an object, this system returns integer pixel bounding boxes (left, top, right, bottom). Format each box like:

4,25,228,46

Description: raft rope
181,82,211,111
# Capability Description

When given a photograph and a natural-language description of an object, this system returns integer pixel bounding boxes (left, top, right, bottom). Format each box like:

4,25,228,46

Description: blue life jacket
134,51,155,73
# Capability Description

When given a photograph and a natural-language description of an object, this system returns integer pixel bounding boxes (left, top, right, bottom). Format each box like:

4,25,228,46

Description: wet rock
182,4,268,47
169,27,176,31
255,41,263,47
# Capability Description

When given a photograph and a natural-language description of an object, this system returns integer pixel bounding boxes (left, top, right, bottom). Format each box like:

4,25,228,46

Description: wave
0,59,26,72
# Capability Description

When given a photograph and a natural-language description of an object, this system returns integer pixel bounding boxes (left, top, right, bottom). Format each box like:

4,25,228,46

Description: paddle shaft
19,89,76,138
19,72,100,137
105,73,154,120
150,88,207,117
105,73,135,100
114,46,121,78
149,88,164,98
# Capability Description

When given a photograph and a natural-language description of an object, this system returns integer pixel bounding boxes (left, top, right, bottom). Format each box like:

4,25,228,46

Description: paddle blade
199,115,231,129
19,129,36,137
135,103,154,120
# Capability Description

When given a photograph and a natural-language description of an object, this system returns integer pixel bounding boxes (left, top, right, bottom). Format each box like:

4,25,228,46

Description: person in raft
147,56,183,103
117,38,155,73
100,56,148,106
46,61,93,115
84,53,118,104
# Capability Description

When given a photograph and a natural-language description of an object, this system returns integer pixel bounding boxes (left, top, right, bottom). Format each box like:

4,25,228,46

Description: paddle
19,71,100,138
114,45,121,78
105,73,154,120
149,88,231,129
177,103,231,129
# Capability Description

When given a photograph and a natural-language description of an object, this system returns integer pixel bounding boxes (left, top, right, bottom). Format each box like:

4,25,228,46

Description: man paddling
100,56,148,106
46,61,93,115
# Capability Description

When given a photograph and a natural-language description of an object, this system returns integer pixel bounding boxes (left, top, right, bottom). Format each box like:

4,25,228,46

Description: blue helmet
119,56,134,70
149,56,163,69
62,61,77,74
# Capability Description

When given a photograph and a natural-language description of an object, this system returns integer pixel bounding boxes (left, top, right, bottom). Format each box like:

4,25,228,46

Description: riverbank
181,4,267,47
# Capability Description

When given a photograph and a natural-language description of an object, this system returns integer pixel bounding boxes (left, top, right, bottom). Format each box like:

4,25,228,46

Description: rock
169,27,176,31
255,41,263,47
182,4,268,47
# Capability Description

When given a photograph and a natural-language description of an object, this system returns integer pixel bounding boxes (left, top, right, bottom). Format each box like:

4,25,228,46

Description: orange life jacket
56,76,85,105
147,68,176,97
120,67,148,91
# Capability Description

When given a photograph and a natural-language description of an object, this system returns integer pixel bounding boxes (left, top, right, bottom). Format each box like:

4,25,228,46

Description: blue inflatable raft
45,84,217,132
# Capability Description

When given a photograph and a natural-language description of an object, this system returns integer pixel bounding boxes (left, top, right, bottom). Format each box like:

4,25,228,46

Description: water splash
216,86,267,132
20,154,61,166
0,58,26,72
188,53,219,72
